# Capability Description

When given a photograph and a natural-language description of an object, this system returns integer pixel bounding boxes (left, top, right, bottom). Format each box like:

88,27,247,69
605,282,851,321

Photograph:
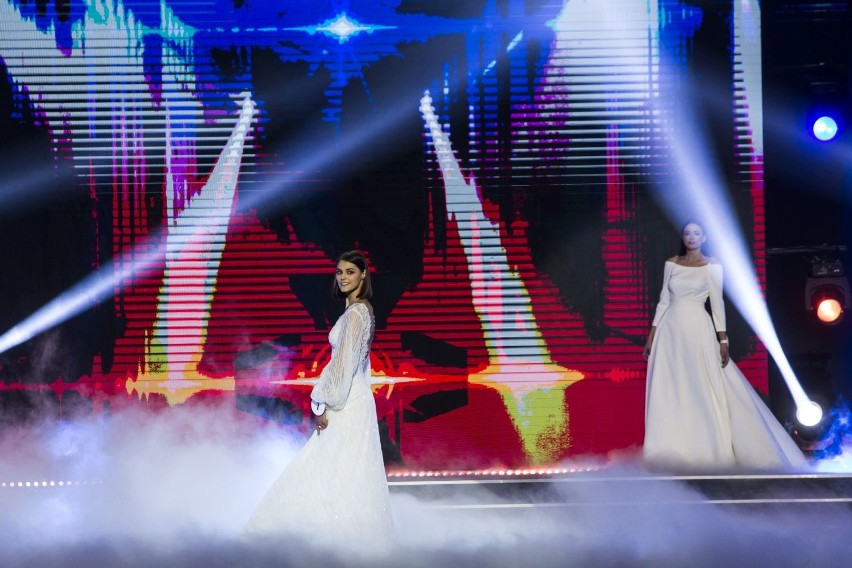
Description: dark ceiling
763,0,850,243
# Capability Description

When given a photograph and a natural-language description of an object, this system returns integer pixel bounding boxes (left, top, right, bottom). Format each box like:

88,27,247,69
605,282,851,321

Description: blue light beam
0,93,257,356
646,0,824,427
659,109,823,426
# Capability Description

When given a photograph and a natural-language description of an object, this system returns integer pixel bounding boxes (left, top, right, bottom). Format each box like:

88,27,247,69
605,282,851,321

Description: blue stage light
812,116,839,141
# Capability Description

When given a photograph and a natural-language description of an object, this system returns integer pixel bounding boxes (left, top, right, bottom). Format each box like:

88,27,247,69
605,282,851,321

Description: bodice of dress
310,302,375,410
668,264,711,304
652,261,726,332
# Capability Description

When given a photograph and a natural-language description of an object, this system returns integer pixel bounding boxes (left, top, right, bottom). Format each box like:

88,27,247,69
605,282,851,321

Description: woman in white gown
642,221,807,471
244,250,394,549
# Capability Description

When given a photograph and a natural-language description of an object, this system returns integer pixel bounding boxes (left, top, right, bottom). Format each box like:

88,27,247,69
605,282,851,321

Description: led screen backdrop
0,0,766,469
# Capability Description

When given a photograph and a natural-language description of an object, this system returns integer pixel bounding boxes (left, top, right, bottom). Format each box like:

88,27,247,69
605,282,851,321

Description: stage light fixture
796,400,824,427
812,116,839,142
805,257,850,325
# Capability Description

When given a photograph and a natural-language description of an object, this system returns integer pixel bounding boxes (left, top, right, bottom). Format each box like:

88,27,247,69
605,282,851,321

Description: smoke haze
0,400,850,567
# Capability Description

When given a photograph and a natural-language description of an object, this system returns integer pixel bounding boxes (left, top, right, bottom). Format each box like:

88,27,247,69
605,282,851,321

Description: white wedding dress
644,261,807,470
244,302,394,548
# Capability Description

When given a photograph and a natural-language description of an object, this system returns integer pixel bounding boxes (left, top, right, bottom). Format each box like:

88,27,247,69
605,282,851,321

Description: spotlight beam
0,2,534,360
0,88,422,357
649,0,822,426
662,126,821,423
0,93,257,356
235,90,426,214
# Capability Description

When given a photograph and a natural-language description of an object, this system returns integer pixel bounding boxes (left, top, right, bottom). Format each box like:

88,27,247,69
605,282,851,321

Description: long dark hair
331,250,373,300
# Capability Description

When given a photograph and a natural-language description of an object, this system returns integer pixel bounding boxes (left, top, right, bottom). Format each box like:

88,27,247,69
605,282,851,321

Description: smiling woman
243,250,394,550
331,250,373,303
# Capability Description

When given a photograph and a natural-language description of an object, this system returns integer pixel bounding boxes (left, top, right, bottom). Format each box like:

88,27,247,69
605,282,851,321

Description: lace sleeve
651,261,674,327
310,304,372,411
707,263,727,332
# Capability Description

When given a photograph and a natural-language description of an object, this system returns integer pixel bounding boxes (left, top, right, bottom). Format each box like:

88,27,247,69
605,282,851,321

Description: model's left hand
720,343,730,368
316,412,329,435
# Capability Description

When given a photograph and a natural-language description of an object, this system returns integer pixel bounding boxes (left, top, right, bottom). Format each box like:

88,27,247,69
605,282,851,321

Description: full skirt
243,377,395,549
644,303,807,471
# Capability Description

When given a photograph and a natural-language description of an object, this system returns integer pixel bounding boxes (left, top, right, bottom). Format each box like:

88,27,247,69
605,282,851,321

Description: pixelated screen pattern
0,0,766,468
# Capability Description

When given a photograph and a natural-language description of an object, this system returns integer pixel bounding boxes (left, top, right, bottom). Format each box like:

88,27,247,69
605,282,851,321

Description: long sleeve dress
243,302,394,547
643,261,807,470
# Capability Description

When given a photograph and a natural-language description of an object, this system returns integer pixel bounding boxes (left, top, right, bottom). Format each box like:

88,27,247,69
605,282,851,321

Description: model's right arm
310,304,371,412
644,260,675,359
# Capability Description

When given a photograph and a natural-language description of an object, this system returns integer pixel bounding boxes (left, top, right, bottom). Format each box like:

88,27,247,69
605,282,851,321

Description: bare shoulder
666,256,679,264
706,257,722,266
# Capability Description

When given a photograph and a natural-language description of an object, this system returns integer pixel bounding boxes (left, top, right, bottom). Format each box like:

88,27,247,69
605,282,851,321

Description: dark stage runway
7,466,852,508
390,469,852,512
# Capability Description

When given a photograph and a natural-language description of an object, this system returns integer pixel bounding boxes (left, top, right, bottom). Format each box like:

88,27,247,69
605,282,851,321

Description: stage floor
2,468,852,567
388,469,852,512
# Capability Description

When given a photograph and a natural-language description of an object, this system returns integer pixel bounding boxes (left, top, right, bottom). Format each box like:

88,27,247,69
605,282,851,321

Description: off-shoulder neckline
666,259,719,268
667,260,708,268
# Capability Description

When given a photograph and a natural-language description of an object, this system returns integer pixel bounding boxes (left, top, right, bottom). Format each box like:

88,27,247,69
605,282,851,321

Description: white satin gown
644,261,807,470
244,302,394,548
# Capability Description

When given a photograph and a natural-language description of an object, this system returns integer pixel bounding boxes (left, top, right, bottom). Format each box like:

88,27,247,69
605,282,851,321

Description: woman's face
336,260,365,297
682,223,706,252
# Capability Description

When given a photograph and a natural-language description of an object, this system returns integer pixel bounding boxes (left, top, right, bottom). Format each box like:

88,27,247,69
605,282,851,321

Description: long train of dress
243,303,394,550
644,262,808,471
